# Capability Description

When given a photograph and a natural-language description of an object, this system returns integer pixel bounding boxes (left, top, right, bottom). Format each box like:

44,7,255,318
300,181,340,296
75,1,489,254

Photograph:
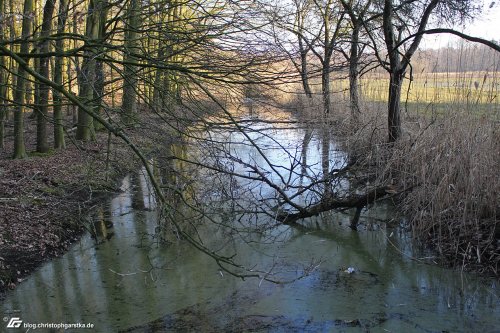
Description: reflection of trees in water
139,106,398,281
155,141,204,242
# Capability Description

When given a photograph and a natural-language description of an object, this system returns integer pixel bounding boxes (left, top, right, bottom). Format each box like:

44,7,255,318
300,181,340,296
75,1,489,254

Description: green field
330,71,500,117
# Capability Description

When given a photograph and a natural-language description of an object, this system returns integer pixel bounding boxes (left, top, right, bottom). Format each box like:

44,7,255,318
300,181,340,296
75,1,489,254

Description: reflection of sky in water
1,108,498,332
190,110,349,216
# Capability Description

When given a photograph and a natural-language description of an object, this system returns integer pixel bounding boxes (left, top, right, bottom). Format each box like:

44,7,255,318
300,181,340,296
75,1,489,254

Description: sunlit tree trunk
36,0,56,153
76,0,101,141
69,3,79,123
53,0,69,149
12,0,34,158
6,0,17,122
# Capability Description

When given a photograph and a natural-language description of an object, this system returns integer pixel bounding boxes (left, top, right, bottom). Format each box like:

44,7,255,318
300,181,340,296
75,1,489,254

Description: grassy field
329,71,500,118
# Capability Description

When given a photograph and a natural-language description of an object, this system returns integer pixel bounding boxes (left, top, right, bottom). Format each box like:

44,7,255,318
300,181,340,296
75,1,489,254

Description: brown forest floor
0,111,165,296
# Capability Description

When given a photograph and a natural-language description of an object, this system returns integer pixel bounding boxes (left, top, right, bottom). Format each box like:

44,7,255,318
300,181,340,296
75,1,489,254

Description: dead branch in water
277,185,398,229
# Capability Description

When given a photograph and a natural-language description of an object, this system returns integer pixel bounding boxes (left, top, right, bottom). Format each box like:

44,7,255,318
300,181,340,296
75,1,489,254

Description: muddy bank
0,140,134,295
0,113,174,296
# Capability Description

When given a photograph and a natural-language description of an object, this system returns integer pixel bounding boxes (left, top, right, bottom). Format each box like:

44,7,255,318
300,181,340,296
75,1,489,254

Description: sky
422,1,500,49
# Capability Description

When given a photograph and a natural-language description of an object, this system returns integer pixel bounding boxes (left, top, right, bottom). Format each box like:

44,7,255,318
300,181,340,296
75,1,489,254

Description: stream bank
0,112,177,296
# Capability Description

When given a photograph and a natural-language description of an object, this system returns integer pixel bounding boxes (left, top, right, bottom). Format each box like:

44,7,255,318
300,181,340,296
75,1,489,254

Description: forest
0,0,499,330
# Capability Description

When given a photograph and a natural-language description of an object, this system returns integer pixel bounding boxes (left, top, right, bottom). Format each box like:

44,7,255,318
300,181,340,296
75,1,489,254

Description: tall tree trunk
76,0,101,141
383,0,402,143
12,0,34,158
36,0,56,153
298,39,312,99
0,0,6,149
382,0,438,142
92,0,108,131
152,46,164,109
349,23,361,129
53,0,69,149
6,0,16,122
121,0,140,125
321,61,331,116
388,71,403,142
69,3,79,123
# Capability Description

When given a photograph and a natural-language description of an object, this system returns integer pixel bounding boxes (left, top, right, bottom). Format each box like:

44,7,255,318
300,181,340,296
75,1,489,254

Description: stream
1,107,499,332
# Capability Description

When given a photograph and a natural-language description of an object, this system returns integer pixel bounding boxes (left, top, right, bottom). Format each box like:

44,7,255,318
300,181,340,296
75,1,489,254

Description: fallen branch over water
276,185,398,229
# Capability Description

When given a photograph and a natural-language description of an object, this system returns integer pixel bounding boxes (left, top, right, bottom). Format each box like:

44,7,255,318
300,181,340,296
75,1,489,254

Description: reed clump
350,101,499,275
286,67,499,275
393,112,498,274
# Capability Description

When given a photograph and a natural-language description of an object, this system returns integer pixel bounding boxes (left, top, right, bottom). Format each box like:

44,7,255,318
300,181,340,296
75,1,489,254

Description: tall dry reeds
342,70,500,275
384,112,499,274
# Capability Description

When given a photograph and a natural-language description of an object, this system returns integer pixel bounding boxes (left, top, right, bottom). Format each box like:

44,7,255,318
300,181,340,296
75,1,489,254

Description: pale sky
422,1,500,49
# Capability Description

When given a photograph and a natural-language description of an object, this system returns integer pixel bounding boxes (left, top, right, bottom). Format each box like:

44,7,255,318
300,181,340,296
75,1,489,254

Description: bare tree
371,0,477,141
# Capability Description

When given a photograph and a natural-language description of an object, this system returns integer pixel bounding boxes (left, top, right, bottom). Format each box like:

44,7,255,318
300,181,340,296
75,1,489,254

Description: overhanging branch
399,29,500,52
277,185,397,225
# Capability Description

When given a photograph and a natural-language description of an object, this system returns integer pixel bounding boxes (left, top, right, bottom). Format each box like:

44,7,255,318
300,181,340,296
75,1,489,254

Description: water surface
1,108,498,332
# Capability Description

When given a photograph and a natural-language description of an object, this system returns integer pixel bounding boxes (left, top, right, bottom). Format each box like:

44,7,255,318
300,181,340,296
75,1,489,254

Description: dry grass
389,112,499,274
282,70,500,275
338,94,500,275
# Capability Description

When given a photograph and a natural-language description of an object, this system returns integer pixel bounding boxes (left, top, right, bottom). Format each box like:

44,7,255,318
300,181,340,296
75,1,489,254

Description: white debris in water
345,267,355,274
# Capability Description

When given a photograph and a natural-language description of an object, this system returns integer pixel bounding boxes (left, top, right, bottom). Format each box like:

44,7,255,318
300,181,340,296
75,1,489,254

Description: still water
1,109,499,332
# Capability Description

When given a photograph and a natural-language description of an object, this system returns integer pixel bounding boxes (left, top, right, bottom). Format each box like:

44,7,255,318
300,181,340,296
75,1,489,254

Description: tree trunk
6,0,16,122
36,0,56,153
53,0,69,149
31,57,39,119
70,3,79,123
321,62,331,116
152,46,164,110
0,0,6,149
76,0,100,141
298,39,312,99
12,0,34,158
121,0,140,125
349,23,361,129
92,0,108,131
382,0,438,142
388,71,403,142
